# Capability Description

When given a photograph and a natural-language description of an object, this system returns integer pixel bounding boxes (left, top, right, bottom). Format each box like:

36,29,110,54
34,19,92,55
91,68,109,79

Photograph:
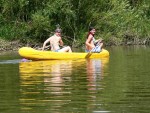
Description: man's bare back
42,28,72,52
49,35,61,51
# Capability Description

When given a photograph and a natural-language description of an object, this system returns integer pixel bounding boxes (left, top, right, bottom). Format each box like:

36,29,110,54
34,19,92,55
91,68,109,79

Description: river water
0,46,150,113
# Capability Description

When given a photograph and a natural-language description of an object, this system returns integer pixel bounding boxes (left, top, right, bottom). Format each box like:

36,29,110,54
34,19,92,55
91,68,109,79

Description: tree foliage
0,0,150,44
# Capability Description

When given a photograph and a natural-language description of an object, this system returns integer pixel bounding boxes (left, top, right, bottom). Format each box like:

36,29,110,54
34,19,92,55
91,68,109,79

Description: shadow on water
18,58,109,113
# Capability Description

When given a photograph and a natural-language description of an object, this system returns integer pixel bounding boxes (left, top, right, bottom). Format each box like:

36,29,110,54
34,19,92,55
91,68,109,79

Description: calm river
0,46,150,113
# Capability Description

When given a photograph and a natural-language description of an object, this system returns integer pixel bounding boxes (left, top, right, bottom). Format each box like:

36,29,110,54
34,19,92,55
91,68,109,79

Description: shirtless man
42,28,72,52
85,27,103,52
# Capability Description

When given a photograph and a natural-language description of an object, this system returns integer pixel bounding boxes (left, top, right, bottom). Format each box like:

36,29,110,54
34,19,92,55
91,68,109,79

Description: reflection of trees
0,64,20,112
19,58,109,112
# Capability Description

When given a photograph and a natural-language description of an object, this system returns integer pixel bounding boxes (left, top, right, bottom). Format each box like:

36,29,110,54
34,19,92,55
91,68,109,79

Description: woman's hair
86,27,95,39
89,27,95,32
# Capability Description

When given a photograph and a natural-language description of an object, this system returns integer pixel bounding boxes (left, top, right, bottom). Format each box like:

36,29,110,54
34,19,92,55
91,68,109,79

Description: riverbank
0,39,21,51
0,39,42,51
0,38,150,51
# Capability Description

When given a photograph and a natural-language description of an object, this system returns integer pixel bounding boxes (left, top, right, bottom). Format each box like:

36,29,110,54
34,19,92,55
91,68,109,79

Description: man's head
55,28,61,36
55,28,61,33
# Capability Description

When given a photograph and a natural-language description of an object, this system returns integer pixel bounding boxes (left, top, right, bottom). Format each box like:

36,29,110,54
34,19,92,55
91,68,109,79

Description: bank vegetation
0,0,150,50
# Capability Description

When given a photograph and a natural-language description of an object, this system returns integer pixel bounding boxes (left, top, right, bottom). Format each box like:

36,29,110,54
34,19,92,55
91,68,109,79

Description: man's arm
59,37,64,47
42,38,50,51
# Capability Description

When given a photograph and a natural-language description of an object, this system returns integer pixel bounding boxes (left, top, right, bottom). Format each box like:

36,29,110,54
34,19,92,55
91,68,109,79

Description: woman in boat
85,27,103,52
42,28,72,52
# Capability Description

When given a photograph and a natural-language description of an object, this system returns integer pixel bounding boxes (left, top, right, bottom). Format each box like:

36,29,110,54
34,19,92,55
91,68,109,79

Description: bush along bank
0,37,150,51
105,37,150,46
1,0,150,48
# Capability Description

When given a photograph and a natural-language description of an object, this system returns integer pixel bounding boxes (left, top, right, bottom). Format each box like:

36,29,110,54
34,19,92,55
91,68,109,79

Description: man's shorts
55,49,61,52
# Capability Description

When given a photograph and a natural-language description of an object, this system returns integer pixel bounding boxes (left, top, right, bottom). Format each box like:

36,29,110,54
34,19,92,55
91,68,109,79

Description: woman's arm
85,35,95,48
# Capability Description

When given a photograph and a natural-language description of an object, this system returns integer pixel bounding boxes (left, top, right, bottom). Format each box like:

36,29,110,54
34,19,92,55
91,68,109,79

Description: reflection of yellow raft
19,60,74,75
18,47,109,60
19,58,109,77
19,60,87,81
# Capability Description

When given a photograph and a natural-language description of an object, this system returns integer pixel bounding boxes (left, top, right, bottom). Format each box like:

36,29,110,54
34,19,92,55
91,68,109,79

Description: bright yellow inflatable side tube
18,47,109,60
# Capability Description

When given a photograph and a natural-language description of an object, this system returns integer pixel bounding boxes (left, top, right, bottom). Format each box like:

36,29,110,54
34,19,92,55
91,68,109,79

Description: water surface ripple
0,46,150,113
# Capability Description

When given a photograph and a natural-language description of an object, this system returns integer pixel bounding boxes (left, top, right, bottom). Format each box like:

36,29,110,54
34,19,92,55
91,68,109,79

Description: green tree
0,0,150,45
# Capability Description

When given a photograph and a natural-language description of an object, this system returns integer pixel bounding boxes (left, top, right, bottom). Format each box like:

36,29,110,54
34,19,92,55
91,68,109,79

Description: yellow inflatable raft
18,47,109,60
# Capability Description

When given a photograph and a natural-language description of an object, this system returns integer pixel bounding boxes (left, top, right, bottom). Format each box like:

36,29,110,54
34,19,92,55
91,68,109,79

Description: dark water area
0,46,150,113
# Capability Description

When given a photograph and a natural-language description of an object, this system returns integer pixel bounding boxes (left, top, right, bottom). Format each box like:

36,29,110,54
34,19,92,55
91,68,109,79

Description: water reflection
19,58,109,112
86,58,109,92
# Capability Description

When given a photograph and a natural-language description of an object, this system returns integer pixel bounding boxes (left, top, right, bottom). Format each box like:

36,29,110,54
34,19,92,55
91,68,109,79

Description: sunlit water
0,46,150,113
